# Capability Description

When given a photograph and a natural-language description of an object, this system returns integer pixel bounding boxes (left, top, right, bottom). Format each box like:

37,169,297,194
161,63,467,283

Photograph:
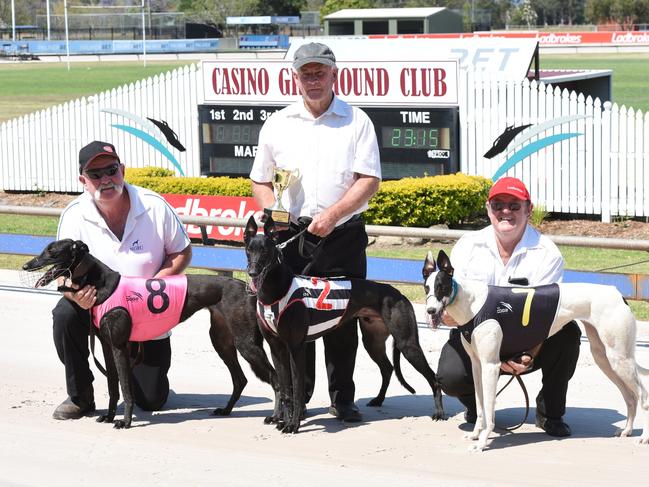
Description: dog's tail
393,344,416,394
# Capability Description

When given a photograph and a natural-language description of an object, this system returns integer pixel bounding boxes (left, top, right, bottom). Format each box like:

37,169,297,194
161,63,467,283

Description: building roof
324,8,447,20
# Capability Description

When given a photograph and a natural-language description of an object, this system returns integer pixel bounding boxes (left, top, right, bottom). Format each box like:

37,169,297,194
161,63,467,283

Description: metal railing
2,204,649,252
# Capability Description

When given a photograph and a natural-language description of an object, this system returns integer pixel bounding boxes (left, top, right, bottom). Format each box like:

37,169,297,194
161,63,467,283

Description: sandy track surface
1,269,649,487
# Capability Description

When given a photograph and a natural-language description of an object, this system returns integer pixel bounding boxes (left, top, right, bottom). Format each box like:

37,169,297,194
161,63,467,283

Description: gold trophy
264,168,300,228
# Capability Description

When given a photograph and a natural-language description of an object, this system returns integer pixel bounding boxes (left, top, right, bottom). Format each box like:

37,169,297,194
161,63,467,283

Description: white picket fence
1,62,648,222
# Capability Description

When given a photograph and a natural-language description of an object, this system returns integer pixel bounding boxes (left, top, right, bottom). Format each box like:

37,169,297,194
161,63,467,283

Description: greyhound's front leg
112,345,134,429
283,345,306,434
465,354,483,442
96,337,119,424
467,321,502,452
471,361,500,452
266,337,291,428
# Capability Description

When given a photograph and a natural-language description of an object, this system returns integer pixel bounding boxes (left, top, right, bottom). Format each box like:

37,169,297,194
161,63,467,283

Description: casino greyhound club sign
201,60,459,106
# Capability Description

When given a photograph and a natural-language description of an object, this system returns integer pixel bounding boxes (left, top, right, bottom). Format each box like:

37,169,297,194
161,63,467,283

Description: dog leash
88,320,144,377
495,372,530,432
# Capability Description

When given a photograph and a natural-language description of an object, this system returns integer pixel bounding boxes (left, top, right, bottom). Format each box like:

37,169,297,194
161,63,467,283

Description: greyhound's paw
113,420,130,429
96,414,114,424
431,412,447,421
274,420,286,431
468,443,486,453
281,424,299,434
211,407,232,416
637,436,649,445
615,426,633,437
366,397,384,407
464,430,480,441
264,415,278,425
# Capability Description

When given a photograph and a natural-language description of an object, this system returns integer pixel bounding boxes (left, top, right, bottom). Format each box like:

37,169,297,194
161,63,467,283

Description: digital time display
381,127,450,150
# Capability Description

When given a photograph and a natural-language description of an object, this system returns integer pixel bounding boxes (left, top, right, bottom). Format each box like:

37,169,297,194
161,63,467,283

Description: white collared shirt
57,183,190,279
450,224,564,286
250,95,381,226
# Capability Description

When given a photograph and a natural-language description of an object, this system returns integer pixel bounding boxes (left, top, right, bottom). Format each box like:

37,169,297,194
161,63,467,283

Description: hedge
125,168,490,227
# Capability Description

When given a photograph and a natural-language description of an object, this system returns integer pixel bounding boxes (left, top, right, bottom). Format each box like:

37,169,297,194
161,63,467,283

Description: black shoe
464,407,477,424
52,396,95,420
535,414,571,437
52,386,95,420
328,402,362,422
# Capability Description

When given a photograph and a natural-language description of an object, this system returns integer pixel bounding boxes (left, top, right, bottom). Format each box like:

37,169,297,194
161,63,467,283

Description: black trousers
436,321,581,419
52,297,172,411
277,217,368,406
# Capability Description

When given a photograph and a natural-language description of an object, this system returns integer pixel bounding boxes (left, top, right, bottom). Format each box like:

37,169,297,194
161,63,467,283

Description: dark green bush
126,168,490,226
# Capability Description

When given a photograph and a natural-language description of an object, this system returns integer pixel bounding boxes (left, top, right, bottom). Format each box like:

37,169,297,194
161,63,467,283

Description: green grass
542,53,649,112
0,61,194,123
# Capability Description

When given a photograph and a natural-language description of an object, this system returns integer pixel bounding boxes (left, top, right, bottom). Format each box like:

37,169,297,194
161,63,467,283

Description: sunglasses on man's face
489,201,523,212
84,164,120,180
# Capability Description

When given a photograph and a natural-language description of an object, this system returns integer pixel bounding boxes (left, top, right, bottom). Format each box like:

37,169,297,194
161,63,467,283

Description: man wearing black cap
50,140,191,420
250,42,382,422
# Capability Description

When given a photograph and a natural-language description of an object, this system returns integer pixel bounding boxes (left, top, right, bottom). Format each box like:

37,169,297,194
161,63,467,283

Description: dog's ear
263,217,279,241
422,250,437,280
437,249,454,277
72,240,89,256
244,215,258,244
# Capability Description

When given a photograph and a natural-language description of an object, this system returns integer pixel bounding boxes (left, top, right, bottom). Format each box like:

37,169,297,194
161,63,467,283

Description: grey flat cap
293,42,336,70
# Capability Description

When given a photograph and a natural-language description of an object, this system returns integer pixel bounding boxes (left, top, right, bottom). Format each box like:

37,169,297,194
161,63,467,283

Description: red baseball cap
488,177,530,201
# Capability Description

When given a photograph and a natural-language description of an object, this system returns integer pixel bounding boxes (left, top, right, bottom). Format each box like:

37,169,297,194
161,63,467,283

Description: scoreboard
198,104,458,179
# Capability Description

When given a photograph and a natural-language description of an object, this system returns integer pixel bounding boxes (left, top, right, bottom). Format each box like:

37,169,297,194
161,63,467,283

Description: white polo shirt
250,95,381,227
450,224,564,286
57,183,190,279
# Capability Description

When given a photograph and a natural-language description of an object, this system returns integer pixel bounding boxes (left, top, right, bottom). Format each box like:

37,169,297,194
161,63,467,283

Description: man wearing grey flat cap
250,42,381,422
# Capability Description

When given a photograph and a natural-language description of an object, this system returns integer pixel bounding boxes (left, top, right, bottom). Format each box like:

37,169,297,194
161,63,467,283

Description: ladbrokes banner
164,194,262,241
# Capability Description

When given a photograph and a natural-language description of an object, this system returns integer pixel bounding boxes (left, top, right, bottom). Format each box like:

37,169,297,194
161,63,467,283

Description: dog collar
448,279,458,306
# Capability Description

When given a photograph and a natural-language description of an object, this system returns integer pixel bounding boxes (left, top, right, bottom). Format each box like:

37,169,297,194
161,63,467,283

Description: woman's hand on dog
500,355,533,375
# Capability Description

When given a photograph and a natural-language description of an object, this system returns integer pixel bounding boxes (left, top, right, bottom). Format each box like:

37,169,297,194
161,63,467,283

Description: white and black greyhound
423,249,649,452
244,216,445,433
23,239,277,429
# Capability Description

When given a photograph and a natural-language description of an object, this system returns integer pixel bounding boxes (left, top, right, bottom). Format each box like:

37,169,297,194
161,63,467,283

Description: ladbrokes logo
126,291,143,303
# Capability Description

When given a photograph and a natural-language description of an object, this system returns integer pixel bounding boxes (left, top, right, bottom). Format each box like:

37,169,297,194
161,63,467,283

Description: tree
255,0,308,16
585,0,649,25
178,0,257,26
0,0,39,26
320,0,375,19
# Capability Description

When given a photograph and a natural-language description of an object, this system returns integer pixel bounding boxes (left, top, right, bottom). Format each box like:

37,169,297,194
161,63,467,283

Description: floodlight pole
64,0,70,71
141,0,147,67
11,0,16,41
46,0,51,41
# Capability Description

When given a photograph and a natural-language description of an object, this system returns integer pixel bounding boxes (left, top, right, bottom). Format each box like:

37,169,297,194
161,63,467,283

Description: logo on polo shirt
130,239,144,251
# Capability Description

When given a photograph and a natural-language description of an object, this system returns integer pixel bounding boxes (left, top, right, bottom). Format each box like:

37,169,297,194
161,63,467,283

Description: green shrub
126,174,252,197
125,166,175,178
126,169,490,227
365,173,491,226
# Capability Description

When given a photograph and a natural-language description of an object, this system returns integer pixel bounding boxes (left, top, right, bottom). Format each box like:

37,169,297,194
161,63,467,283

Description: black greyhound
244,216,445,433
23,239,277,429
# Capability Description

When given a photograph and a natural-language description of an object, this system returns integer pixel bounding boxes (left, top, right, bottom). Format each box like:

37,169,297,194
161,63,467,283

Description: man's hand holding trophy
263,167,300,228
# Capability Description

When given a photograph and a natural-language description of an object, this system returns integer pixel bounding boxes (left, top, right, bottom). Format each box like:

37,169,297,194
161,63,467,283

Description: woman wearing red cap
436,177,581,437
